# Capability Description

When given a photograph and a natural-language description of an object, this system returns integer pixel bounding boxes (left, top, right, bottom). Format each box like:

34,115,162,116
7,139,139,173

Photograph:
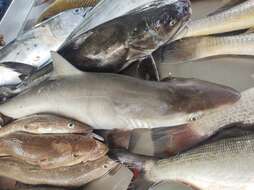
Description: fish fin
0,62,35,76
208,0,246,16
245,27,254,34
50,51,82,78
128,125,203,157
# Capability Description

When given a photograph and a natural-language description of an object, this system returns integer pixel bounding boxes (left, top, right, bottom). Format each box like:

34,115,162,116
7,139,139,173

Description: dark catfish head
128,0,191,51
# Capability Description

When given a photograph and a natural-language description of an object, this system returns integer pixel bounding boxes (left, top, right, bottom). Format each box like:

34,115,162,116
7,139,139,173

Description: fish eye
73,153,81,158
68,122,75,129
188,112,203,122
169,19,177,26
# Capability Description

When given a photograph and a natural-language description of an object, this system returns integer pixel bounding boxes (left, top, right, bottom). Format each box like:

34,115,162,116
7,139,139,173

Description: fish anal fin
50,51,82,78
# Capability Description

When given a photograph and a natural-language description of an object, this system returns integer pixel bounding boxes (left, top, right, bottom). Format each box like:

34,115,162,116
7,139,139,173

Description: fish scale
142,134,254,189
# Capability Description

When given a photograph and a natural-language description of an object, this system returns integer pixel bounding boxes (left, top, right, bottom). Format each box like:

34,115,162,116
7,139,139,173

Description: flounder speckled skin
0,114,92,137
60,0,191,73
0,133,108,169
0,156,117,186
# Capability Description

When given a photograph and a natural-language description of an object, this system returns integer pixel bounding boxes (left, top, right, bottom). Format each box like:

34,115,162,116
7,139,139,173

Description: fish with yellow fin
38,0,98,22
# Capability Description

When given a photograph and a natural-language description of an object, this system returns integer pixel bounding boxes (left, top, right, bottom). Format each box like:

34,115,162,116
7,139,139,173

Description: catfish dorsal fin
50,51,82,78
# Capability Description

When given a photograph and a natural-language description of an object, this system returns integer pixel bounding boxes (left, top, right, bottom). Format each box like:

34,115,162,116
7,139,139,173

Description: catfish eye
169,19,177,26
68,122,75,129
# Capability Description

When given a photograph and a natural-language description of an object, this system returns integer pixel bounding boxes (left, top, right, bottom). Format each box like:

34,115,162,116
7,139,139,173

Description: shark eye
188,112,203,122
68,122,75,129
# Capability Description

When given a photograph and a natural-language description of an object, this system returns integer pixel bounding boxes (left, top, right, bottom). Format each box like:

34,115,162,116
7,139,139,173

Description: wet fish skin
99,86,254,157
0,156,117,186
0,52,240,131
0,8,87,86
0,114,92,137
114,134,254,190
60,0,191,73
38,0,98,22
0,133,108,169
156,33,254,64
183,0,254,38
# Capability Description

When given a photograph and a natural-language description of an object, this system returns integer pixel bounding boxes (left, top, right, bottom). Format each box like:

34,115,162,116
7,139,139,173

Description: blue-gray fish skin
60,0,191,73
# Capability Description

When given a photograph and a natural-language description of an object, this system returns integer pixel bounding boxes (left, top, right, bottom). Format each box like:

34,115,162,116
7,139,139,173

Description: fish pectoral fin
50,51,83,78
208,0,246,16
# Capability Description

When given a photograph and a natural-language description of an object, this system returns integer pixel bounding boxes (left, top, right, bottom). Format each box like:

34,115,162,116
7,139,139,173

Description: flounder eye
68,122,75,129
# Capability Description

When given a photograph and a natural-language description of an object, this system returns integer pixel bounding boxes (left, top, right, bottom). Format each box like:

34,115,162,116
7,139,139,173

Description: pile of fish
1,0,254,189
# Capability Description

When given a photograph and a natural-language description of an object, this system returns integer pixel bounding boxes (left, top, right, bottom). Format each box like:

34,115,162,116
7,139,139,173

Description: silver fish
0,52,239,132
182,0,254,38
0,8,87,86
155,32,254,65
114,134,254,190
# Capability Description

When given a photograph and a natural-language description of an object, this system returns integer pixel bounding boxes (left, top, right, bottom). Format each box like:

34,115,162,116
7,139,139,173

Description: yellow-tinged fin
50,51,82,78
37,0,98,23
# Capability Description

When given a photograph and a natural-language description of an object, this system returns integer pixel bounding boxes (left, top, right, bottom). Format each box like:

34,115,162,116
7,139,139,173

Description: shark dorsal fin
50,51,82,78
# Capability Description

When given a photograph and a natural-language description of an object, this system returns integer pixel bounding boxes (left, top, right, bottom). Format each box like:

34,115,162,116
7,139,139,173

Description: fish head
128,0,191,51
64,118,93,134
148,78,241,155
21,115,93,134
165,77,240,114
151,0,191,39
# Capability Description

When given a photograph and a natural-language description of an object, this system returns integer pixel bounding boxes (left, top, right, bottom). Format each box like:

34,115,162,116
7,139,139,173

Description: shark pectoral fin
50,51,83,78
